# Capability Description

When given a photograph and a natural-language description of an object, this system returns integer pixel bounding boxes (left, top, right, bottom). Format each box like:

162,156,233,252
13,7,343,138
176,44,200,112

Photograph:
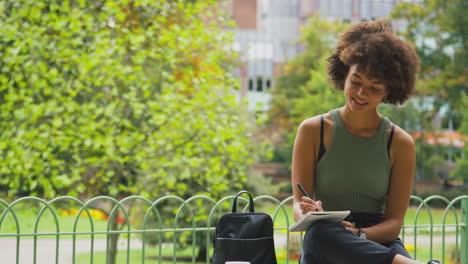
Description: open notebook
288,211,351,232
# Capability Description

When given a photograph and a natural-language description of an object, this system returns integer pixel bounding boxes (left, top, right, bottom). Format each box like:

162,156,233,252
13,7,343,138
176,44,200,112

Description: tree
451,95,468,184
266,15,346,167
378,100,446,180
0,0,258,198
0,1,260,262
391,0,467,127
392,0,468,180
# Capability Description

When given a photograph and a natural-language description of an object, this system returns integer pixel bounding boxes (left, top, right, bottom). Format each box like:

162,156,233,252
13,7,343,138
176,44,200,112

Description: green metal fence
0,194,467,264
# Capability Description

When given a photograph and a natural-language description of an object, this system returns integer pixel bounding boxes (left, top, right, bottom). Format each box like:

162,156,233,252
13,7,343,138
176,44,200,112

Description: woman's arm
344,126,416,243
292,117,323,222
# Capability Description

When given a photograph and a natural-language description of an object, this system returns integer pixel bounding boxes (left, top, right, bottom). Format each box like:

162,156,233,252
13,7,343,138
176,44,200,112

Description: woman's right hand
299,196,323,215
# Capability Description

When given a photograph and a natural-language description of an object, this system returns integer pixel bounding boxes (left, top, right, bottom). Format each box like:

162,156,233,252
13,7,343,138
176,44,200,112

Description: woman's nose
357,87,367,96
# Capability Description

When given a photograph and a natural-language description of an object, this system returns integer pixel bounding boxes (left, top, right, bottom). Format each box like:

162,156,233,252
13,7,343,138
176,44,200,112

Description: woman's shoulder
297,113,334,145
387,123,416,170
298,113,331,132
388,122,415,152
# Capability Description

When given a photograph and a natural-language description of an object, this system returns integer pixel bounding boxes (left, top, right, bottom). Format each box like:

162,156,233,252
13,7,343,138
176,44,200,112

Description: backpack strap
387,124,395,157
317,115,326,162
232,190,255,213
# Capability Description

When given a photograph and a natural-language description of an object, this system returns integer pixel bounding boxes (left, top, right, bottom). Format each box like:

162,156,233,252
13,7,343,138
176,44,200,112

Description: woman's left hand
342,221,358,235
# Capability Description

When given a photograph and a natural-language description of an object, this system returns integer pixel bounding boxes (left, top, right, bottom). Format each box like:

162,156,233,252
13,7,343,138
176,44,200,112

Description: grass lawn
1,204,463,264
0,206,110,238
402,206,462,225
1,203,462,233
256,203,462,233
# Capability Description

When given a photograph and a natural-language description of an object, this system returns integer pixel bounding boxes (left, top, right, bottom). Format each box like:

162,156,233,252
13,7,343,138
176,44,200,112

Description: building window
269,0,300,17
248,77,272,92
256,78,264,92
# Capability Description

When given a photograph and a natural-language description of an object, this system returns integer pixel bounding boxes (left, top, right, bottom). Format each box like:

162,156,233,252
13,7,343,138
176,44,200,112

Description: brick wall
232,0,257,29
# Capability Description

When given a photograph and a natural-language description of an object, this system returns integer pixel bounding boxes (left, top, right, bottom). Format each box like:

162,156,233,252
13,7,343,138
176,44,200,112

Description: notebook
288,210,351,232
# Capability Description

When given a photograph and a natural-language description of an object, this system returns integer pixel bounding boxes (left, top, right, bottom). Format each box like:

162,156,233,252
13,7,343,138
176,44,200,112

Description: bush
412,188,468,209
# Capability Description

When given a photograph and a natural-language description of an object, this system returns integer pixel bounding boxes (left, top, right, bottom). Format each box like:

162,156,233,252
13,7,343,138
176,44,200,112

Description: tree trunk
196,244,207,262
107,200,134,264
108,212,120,264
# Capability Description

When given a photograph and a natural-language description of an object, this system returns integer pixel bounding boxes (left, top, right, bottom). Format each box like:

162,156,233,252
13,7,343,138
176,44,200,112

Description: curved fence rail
0,194,467,264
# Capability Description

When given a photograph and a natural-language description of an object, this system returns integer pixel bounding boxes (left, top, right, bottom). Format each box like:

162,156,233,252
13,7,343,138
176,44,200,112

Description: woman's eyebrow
354,73,383,84
352,73,362,79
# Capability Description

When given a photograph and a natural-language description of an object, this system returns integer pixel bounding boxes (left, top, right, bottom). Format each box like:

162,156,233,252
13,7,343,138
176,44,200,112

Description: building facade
226,0,415,111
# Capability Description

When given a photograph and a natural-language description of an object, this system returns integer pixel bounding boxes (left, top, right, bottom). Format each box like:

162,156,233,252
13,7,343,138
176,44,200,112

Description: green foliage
392,0,467,124
267,15,346,167
378,101,423,131
414,188,468,208
392,0,468,180
0,0,259,199
379,100,449,180
451,95,468,183
451,158,468,184
272,15,346,100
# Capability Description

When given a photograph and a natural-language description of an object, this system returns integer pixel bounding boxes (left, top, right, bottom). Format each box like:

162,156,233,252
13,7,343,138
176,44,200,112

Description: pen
297,183,318,212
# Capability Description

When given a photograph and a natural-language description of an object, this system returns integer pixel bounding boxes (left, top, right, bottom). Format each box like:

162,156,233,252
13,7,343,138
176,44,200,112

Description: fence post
462,199,468,264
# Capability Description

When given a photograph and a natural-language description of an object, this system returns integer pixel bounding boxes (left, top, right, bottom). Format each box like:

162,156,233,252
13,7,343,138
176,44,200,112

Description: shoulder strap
387,124,395,156
317,116,326,162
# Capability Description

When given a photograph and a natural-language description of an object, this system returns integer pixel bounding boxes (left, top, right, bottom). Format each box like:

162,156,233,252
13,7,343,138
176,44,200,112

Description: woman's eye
351,80,360,85
371,87,381,91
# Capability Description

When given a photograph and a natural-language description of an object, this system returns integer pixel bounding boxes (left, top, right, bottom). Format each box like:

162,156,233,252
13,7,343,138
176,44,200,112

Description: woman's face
344,64,389,112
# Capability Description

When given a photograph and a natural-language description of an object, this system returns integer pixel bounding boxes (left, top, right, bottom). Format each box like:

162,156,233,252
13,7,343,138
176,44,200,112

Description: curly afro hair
327,18,420,105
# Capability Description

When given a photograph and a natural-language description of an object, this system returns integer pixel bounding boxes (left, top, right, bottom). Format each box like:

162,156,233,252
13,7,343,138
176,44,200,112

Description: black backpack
212,190,278,264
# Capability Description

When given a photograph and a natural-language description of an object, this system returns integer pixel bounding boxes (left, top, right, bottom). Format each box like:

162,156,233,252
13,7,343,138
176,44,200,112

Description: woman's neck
339,105,382,132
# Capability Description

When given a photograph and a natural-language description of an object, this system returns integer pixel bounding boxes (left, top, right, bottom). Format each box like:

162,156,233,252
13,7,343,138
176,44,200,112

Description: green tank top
314,108,391,214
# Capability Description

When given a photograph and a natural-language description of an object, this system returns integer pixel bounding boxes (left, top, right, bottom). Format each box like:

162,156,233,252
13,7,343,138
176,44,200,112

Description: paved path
0,234,460,264
0,238,142,264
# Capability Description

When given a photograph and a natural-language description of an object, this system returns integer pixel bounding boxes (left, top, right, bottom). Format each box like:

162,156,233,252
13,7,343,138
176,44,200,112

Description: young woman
291,19,441,264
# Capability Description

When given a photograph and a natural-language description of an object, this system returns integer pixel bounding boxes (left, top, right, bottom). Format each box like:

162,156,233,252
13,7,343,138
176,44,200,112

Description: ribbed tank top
314,108,391,214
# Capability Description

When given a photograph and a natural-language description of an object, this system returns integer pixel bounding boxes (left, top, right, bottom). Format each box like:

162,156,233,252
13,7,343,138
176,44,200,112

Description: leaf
0,0,261,201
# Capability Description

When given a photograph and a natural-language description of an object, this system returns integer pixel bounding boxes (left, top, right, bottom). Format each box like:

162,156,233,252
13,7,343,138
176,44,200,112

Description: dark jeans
300,213,411,264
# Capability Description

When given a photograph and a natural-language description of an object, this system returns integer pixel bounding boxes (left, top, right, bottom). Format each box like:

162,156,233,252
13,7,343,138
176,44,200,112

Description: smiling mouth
353,97,368,105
